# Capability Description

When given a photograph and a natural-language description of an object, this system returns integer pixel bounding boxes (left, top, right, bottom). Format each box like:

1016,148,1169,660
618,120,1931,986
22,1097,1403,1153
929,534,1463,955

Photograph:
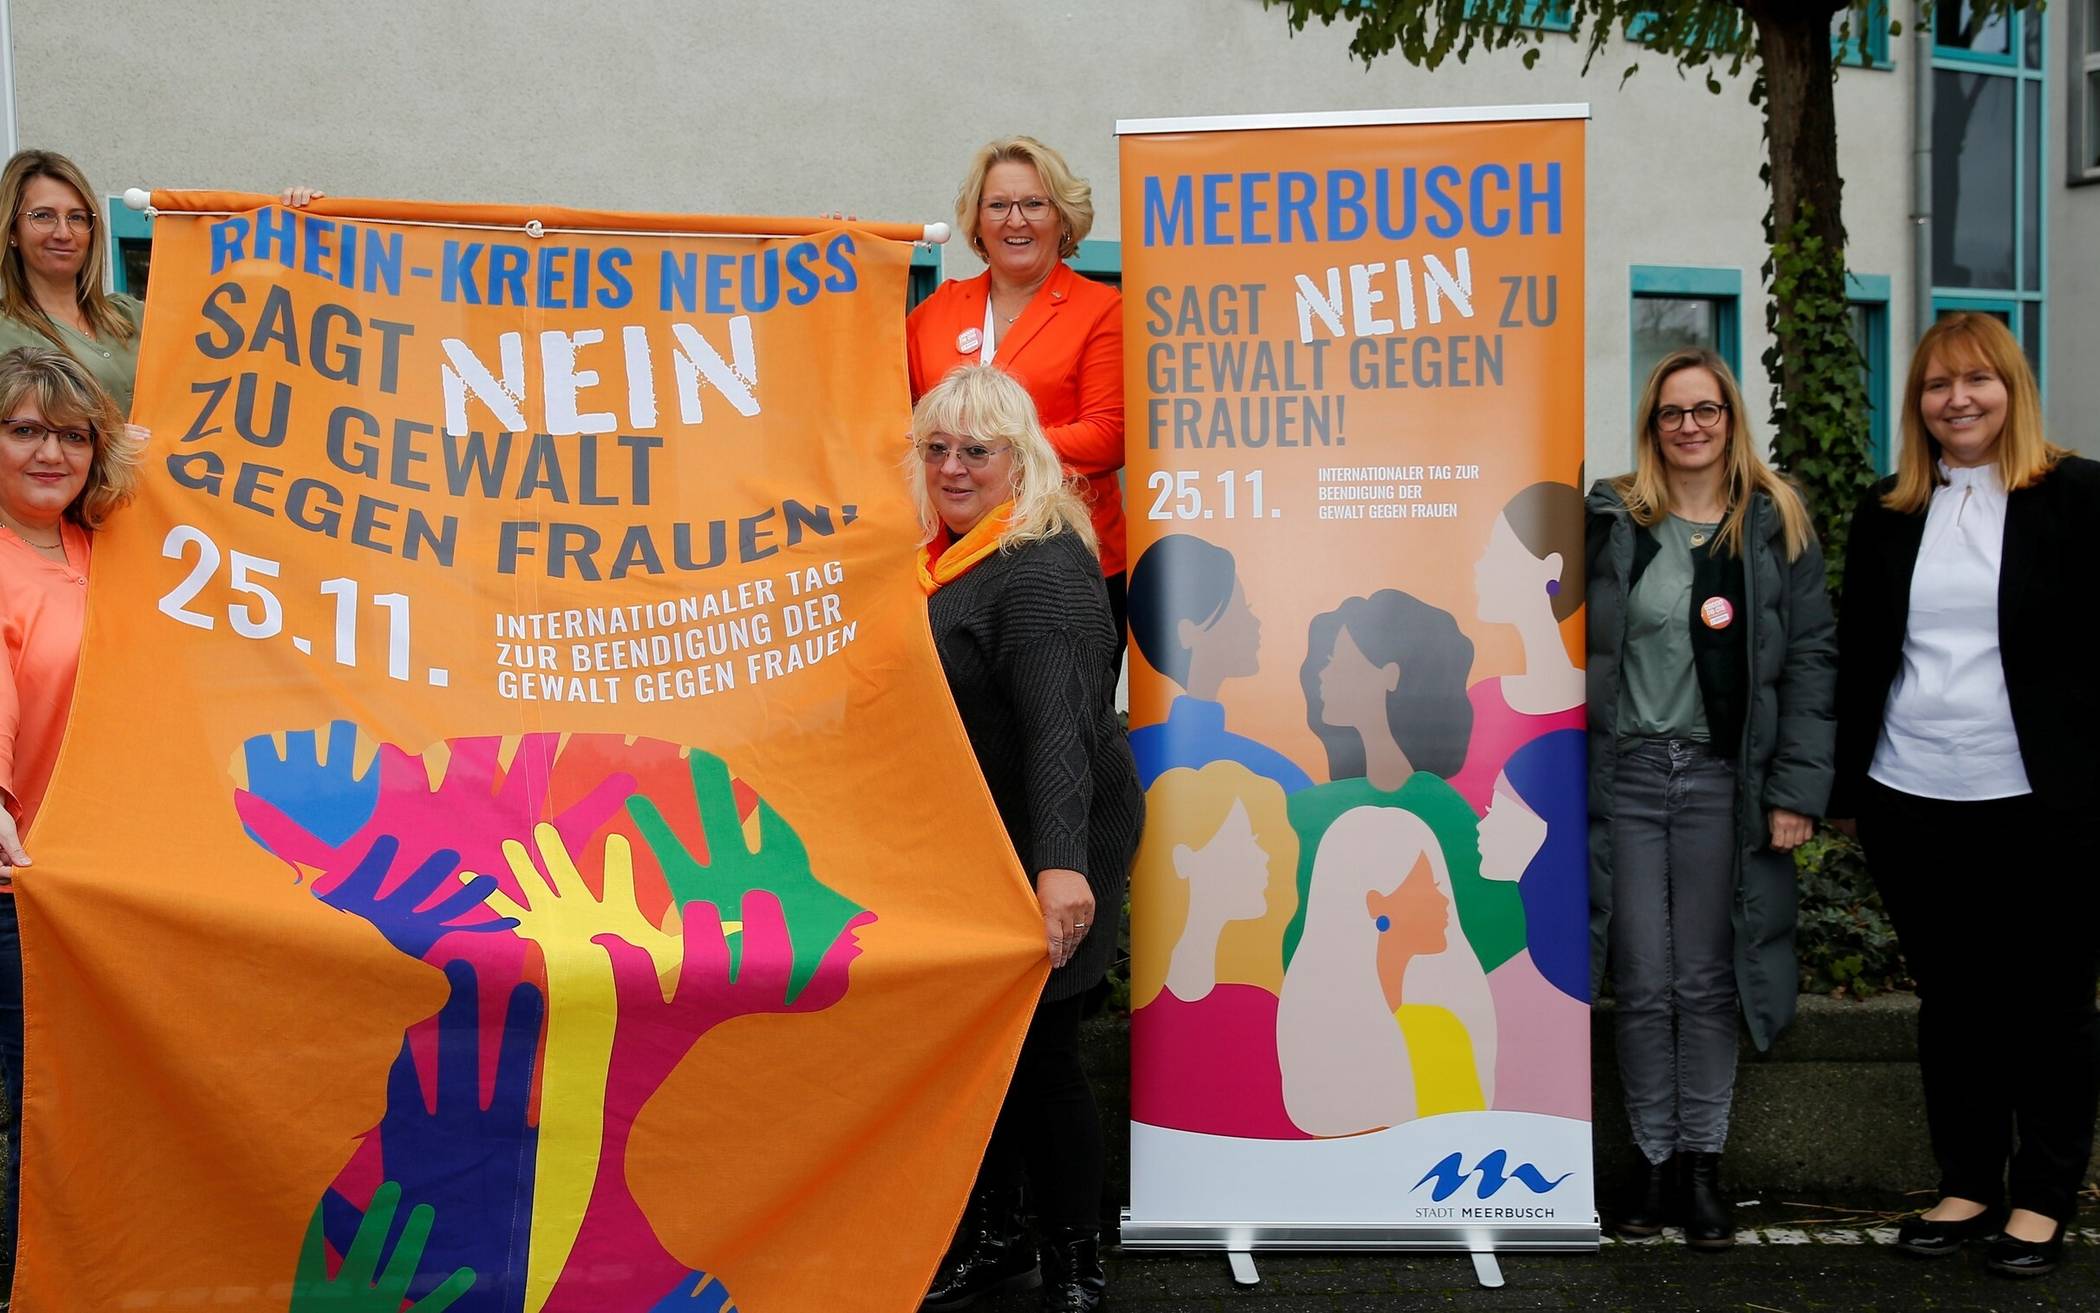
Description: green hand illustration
626,748,864,1001
292,1181,475,1312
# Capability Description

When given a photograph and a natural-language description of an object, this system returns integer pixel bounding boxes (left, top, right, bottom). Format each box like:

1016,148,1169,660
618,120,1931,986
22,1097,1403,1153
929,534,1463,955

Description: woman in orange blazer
907,136,1127,648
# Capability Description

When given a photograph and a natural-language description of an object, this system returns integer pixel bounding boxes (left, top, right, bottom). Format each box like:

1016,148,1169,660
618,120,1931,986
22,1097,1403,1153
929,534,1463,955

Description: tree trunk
1743,1,1877,593
1755,7,1846,254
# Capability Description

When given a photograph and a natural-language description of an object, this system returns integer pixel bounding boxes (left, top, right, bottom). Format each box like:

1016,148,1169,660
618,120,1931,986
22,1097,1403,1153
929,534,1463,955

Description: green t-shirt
1618,515,1713,743
0,292,144,416
1281,772,1526,974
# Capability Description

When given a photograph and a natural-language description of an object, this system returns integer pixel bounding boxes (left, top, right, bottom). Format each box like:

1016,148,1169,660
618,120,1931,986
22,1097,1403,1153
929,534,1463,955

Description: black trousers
1859,780,2100,1222
980,991,1103,1232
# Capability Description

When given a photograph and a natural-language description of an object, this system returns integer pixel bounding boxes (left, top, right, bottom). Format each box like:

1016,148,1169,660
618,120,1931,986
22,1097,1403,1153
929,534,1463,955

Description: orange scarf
917,503,1015,595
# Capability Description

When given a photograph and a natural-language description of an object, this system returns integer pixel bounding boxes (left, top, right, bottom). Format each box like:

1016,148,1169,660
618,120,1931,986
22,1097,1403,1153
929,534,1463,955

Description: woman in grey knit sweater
912,365,1141,1313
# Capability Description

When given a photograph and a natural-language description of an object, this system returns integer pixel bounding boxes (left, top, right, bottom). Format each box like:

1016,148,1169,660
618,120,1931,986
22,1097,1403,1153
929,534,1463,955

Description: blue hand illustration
649,1270,737,1312
321,835,519,962
294,1181,476,1312
241,721,379,849
323,960,541,1312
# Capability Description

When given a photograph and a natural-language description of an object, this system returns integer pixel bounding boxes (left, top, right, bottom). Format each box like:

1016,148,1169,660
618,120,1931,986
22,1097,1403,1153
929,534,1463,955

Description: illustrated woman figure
1278,805,1488,1135
1126,533,1311,792
1449,481,1588,812
1475,727,1590,1119
1129,761,1304,1139
1283,591,1524,1016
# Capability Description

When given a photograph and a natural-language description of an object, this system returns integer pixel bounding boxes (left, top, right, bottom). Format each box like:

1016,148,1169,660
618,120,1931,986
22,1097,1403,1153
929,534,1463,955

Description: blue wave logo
1412,1149,1572,1202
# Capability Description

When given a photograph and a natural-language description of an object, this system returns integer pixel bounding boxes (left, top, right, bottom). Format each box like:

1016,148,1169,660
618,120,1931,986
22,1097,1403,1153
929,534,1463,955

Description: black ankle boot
1613,1154,1678,1238
1039,1227,1106,1312
1683,1151,1733,1250
922,1184,1039,1309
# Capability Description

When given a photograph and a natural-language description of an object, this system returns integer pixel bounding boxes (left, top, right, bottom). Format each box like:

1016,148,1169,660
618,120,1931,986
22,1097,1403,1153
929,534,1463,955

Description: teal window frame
1931,9,2046,395
1834,2,1893,70
1629,263,1741,406
1463,0,1573,30
1846,273,1893,472
908,245,942,310
1067,238,1121,286
104,196,152,298
1933,2,2022,69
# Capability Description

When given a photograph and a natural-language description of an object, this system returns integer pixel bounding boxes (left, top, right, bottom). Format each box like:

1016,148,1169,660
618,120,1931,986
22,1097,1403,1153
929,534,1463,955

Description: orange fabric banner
20,195,1043,1311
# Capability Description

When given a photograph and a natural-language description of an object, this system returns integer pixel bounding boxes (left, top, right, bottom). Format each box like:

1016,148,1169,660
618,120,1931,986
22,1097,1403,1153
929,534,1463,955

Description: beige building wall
6,1,2085,469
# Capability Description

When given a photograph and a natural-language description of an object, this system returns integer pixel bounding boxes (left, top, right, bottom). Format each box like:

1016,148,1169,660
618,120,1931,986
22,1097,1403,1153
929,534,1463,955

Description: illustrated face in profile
1368,853,1450,1007
1315,625,1398,739
1184,579,1263,693
1473,511,1561,627
1477,773,1550,882
1173,797,1271,924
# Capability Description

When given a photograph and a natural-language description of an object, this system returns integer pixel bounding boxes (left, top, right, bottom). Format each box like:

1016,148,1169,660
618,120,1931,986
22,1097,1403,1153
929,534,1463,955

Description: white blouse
1869,462,2031,800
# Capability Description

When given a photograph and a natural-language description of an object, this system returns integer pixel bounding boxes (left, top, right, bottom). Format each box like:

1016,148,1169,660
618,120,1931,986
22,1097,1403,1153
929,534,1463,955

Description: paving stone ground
969,1197,2100,1312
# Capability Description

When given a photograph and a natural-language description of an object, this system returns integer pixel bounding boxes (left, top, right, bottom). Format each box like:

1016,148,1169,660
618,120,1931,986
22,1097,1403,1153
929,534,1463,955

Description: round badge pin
956,327,982,354
1700,596,1735,630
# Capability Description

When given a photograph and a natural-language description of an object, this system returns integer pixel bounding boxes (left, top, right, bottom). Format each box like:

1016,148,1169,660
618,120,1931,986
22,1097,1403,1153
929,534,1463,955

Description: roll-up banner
1118,107,1595,1254
21,196,1044,1311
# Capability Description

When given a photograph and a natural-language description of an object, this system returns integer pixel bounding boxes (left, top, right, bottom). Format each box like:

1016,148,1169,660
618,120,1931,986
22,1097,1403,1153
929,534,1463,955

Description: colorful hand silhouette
627,748,864,1001
294,1181,476,1312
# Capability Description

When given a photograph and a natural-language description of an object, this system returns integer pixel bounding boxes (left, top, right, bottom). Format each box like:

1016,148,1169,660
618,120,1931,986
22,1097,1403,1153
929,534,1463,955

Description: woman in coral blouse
907,136,1127,644
0,344,136,1273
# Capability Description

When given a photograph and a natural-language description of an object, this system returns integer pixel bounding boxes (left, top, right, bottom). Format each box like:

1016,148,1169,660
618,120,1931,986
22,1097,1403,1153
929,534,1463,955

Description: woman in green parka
1587,348,1837,1249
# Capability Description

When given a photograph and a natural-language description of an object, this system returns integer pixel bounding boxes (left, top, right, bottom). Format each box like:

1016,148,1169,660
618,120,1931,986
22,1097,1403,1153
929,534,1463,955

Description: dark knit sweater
929,529,1143,1001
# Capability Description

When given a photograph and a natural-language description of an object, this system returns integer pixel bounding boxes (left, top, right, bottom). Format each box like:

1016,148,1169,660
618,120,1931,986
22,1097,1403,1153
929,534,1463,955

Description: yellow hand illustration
464,823,668,1313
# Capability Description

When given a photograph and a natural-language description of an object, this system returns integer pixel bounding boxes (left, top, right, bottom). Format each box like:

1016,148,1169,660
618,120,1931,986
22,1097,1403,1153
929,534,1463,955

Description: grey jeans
1609,738,1740,1163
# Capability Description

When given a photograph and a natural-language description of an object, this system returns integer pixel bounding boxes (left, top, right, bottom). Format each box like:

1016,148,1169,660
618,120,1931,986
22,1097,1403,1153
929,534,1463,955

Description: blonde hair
1884,312,2064,514
906,364,1096,554
0,150,136,349
954,136,1094,262
1615,347,1814,561
1130,763,1299,1010
0,344,136,527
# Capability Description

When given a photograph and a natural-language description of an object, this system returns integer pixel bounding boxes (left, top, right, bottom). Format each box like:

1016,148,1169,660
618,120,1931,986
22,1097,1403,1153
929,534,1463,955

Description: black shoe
1985,1223,2065,1279
1039,1227,1106,1312
1683,1152,1733,1251
1612,1154,1679,1238
1895,1205,2003,1259
922,1184,1039,1310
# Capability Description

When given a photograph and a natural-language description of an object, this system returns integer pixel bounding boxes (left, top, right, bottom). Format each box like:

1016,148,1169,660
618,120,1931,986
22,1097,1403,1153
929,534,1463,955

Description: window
1932,8,2045,385
1628,265,1741,429
1834,2,1891,70
2074,0,2100,183
1458,1,1571,29
1068,239,1121,291
1846,274,1892,471
908,246,942,310
104,197,152,298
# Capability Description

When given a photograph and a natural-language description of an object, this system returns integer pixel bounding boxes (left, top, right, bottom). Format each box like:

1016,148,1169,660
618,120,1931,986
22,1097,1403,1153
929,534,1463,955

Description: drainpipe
1912,16,1933,343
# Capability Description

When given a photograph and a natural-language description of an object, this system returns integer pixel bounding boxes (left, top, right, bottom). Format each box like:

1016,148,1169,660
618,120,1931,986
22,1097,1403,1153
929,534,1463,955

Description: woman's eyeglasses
20,208,95,234
2,419,94,451
916,437,1011,469
980,197,1054,222
1655,401,1729,431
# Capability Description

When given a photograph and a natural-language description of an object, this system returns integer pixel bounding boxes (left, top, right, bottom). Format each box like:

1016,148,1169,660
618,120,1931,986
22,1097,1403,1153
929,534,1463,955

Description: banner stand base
1227,1251,1260,1286
1470,1251,1505,1289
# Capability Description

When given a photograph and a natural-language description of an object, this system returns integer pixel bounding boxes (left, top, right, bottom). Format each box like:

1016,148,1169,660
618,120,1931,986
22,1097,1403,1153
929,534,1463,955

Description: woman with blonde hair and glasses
911,365,1140,1313
1831,314,2100,1279
1587,348,1835,1249
0,151,143,416
0,344,137,1282
907,137,1127,651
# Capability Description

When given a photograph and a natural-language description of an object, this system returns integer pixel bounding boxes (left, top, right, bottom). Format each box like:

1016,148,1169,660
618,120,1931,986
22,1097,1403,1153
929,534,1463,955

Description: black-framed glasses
916,437,1011,469
2,418,94,451
981,197,1054,223
1655,401,1729,431
20,208,94,234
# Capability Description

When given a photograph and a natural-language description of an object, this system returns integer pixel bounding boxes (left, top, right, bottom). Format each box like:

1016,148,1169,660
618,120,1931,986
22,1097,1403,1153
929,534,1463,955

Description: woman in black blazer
1832,313,2100,1279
